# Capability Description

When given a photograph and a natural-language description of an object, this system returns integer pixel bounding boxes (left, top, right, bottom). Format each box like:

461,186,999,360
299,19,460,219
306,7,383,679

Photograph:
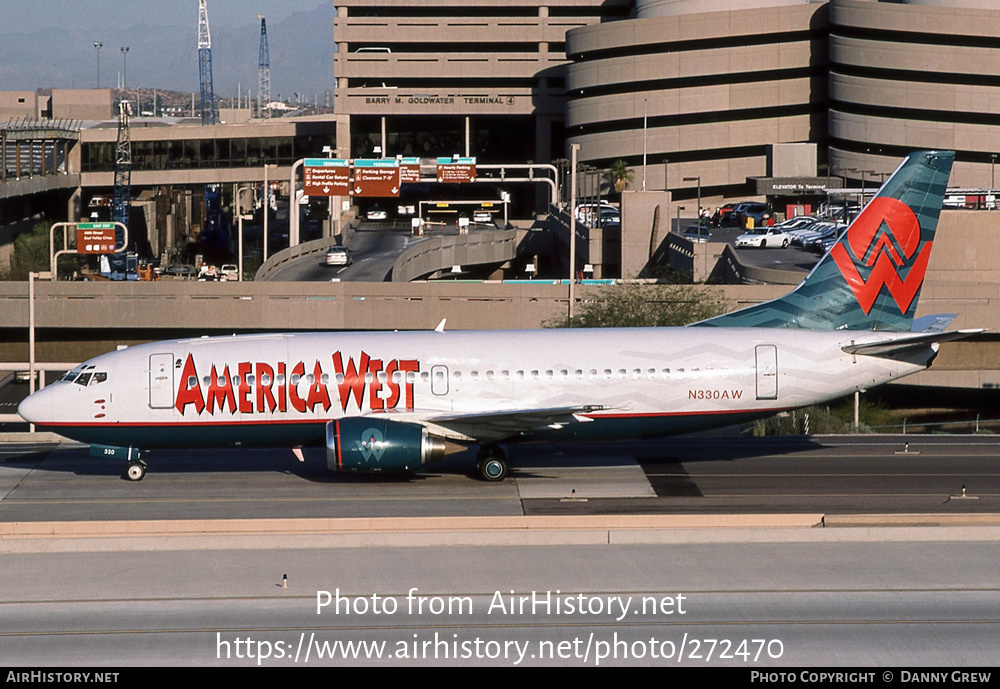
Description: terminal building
3,0,1000,266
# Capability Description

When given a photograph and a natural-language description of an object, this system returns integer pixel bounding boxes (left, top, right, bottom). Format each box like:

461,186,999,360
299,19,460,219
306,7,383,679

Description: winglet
434,318,447,333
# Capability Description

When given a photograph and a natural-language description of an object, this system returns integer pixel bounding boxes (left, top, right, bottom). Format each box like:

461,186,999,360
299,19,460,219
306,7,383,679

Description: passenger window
187,376,197,387
276,375,285,386
290,374,301,385
261,374,272,386
247,374,256,386
232,375,241,387
391,371,403,383
335,373,345,384
321,373,330,385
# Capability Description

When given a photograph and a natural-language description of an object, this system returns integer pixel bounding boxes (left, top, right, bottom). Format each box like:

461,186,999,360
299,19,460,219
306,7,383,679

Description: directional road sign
304,158,350,196
399,156,421,184
354,159,401,197
437,156,477,183
76,223,117,254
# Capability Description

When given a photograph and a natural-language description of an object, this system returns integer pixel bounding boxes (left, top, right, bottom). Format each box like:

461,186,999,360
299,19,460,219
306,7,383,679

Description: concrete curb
5,514,1000,554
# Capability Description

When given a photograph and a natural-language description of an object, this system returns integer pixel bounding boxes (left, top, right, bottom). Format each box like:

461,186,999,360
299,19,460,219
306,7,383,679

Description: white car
735,227,794,249
366,205,388,221
473,211,493,224
325,247,352,266
220,264,238,281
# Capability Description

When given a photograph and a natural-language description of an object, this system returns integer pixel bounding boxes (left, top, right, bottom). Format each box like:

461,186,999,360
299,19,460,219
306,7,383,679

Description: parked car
325,246,353,266
473,210,493,224
683,227,711,243
220,264,239,281
791,222,844,248
731,202,772,227
735,226,794,249
711,203,739,227
160,264,197,279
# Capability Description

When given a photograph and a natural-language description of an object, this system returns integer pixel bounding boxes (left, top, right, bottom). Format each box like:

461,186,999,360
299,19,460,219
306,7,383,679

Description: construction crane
258,15,271,119
198,0,216,126
105,100,137,280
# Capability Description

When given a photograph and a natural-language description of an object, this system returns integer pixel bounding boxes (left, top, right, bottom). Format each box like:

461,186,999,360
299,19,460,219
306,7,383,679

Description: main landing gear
476,445,509,482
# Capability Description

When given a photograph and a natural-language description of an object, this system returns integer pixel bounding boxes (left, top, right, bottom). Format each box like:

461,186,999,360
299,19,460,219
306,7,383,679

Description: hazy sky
0,1,334,95
0,1,316,35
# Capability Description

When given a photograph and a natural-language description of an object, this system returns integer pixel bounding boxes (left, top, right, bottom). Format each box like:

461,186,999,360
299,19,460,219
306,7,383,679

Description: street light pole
569,143,579,320
93,42,103,89
991,154,996,210
642,98,648,191
683,176,701,237
120,46,129,94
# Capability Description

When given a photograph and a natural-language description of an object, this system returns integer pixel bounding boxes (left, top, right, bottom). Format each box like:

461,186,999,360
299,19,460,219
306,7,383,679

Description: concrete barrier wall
391,228,521,282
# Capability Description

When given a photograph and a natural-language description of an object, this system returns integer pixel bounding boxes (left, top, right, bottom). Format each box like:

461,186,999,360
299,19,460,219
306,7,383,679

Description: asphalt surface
3,435,999,666
2,435,999,522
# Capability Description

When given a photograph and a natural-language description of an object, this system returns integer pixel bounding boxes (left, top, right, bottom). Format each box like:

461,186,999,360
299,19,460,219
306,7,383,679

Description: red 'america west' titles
174,351,420,416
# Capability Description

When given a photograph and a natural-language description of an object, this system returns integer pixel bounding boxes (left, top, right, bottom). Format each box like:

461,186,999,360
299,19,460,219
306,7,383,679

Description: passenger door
149,353,175,409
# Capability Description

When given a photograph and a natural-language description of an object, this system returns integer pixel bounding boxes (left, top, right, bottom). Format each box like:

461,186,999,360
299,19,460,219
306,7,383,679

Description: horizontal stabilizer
911,314,956,334
842,329,983,357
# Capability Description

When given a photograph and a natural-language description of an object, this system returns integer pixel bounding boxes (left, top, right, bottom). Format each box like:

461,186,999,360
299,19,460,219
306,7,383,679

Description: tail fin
696,150,954,331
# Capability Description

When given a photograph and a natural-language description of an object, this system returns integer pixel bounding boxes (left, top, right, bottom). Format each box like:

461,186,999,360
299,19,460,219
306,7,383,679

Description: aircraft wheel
126,462,146,482
476,446,509,482
478,457,508,482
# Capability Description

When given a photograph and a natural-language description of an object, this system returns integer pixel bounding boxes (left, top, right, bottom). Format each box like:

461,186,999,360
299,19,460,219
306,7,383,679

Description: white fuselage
21,327,929,449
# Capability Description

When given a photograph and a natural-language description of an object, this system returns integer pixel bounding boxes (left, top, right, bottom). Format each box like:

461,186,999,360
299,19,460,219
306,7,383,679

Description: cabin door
755,345,778,400
149,353,175,409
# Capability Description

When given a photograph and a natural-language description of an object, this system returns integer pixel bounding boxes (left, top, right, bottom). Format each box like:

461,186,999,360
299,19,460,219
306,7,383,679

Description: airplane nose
17,388,51,424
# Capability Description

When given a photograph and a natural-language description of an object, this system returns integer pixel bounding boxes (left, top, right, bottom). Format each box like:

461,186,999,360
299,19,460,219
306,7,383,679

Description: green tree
546,282,728,328
1,221,85,280
606,159,634,194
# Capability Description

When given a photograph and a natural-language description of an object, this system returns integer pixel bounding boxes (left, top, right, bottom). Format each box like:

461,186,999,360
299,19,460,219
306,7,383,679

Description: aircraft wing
424,405,609,443
842,329,983,358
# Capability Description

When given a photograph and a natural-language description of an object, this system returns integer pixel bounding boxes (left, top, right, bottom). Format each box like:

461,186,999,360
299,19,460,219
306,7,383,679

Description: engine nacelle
326,418,447,473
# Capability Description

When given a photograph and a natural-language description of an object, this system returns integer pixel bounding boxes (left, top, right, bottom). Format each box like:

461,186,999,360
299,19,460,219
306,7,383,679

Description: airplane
19,150,979,483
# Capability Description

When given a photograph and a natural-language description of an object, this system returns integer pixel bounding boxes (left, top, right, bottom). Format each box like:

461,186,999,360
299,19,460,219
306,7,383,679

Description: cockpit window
94,372,107,384
62,371,79,383
75,373,92,386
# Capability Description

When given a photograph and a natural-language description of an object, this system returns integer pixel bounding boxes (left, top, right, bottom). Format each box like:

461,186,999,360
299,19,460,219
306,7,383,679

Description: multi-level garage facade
333,0,1000,202
332,0,630,163
565,0,829,201
828,0,1000,190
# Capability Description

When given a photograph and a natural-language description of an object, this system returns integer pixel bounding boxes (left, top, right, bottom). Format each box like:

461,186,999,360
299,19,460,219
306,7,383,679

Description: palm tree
606,159,634,194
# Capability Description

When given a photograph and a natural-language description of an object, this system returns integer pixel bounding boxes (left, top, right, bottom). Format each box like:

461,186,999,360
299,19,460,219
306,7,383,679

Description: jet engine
326,418,447,473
